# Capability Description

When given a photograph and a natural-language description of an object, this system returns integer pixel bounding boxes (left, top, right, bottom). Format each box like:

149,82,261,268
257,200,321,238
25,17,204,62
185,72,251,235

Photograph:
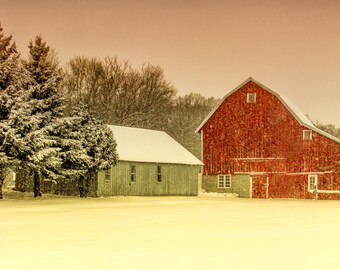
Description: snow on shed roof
196,77,340,144
108,125,203,165
279,95,315,127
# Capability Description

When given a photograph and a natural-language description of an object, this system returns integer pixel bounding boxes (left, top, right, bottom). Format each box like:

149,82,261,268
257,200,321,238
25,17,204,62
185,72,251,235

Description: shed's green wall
98,161,200,196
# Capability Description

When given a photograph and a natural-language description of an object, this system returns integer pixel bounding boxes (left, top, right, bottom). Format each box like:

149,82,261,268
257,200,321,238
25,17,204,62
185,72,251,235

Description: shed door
252,175,268,199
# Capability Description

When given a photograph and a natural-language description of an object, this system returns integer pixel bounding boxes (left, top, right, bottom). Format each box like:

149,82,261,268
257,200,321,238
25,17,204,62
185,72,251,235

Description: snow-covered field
1,193,340,270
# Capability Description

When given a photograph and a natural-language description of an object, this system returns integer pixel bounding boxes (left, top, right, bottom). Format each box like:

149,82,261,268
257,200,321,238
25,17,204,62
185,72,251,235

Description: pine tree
0,23,19,93
2,36,63,197
0,23,29,199
54,103,118,197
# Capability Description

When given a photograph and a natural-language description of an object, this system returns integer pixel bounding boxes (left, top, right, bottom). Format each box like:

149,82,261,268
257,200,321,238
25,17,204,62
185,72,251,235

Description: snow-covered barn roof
108,125,204,166
196,77,340,144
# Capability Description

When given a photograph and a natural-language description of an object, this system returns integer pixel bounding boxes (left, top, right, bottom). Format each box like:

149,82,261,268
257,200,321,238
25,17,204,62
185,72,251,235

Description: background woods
62,56,219,158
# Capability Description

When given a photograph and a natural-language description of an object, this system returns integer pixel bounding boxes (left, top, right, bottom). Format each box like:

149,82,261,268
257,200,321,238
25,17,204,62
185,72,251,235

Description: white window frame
104,169,111,183
247,93,256,103
303,130,312,140
157,165,162,183
130,165,136,183
218,174,231,188
308,175,318,192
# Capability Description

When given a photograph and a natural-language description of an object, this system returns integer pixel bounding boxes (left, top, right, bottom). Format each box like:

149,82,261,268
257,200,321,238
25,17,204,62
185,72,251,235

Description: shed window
157,165,162,183
104,170,111,183
218,174,231,188
303,130,312,140
308,175,317,191
130,165,136,183
247,93,256,103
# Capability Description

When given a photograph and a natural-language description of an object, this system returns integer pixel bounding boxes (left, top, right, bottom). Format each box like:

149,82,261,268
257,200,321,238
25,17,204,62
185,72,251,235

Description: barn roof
108,125,204,165
196,77,340,144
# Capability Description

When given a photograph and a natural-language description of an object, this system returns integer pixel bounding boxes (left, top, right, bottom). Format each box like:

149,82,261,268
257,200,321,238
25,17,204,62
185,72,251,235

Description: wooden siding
232,174,251,198
201,81,339,176
98,161,200,196
200,80,340,199
267,174,311,199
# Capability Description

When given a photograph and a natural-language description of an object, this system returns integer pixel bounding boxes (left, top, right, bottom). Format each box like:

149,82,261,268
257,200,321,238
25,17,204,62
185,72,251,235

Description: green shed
97,125,203,196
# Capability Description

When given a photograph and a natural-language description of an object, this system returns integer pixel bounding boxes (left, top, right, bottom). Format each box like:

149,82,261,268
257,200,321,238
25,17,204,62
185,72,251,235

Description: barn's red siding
199,79,340,199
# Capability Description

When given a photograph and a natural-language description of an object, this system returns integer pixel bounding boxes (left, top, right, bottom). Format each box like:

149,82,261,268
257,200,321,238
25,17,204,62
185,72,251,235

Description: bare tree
63,56,219,159
166,93,219,158
313,121,340,139
62,57,177,129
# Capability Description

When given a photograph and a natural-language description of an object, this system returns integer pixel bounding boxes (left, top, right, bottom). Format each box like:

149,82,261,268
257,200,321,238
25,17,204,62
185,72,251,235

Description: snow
280,95,340,142
279,95,315,126
1,195,340,270
108,125,203,165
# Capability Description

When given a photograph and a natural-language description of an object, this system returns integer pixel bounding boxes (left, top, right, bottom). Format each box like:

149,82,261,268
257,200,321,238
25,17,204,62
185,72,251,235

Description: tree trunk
0,169,4,199
84,169,96,198
78,174,85,198
33,169,42,197
84,172,90,198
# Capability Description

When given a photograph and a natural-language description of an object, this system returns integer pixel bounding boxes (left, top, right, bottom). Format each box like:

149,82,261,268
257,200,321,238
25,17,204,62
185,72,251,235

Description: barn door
251,175,268,199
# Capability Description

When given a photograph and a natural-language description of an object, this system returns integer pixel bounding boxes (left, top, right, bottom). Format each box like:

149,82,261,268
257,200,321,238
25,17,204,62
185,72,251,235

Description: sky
1,0,340,126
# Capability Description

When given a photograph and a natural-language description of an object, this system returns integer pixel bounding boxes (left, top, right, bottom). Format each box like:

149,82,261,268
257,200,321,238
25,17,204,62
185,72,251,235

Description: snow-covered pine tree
0,23,30,199
79,111,118,197
2,36,63,197
50,107,93,194
0,23,20,93
55,103,118,197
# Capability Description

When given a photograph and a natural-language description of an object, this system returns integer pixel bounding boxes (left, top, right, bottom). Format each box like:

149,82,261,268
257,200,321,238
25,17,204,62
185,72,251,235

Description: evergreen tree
0,23,20,93
54,103,118,197
1,36,63,197
0,23,29,199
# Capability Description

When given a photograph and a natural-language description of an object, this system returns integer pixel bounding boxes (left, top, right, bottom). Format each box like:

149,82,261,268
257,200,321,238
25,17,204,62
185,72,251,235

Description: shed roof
108,125,203,165
196,78,340,144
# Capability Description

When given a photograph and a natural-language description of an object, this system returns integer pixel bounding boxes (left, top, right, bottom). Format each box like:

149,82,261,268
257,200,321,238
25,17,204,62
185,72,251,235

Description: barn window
308,175,317,191
157,165,162,183
218,174,231,188
247,93,256,103
104,170,111,183
130,165,136,183
303,130,312,140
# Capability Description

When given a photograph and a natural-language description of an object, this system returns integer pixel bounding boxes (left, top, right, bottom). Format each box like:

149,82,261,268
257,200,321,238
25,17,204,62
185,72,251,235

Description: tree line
62,57,218,158
313,121,340,139
0,23,218,198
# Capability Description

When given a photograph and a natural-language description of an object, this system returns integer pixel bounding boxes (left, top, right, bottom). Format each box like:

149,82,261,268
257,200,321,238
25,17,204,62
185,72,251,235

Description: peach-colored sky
1,0,340,126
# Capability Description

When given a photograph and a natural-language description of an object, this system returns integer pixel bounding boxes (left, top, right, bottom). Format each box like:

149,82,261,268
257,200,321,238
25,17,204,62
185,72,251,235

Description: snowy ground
1,193,340,270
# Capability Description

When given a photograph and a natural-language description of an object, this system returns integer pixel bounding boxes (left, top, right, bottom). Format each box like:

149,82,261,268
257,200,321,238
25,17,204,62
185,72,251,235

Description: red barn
196,78,340,200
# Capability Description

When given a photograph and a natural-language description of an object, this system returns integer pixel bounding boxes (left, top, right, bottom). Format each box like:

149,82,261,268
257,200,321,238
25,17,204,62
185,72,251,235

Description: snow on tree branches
2,36,63,197
54,103,118,197
0,23,30,199
1,33,119,198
